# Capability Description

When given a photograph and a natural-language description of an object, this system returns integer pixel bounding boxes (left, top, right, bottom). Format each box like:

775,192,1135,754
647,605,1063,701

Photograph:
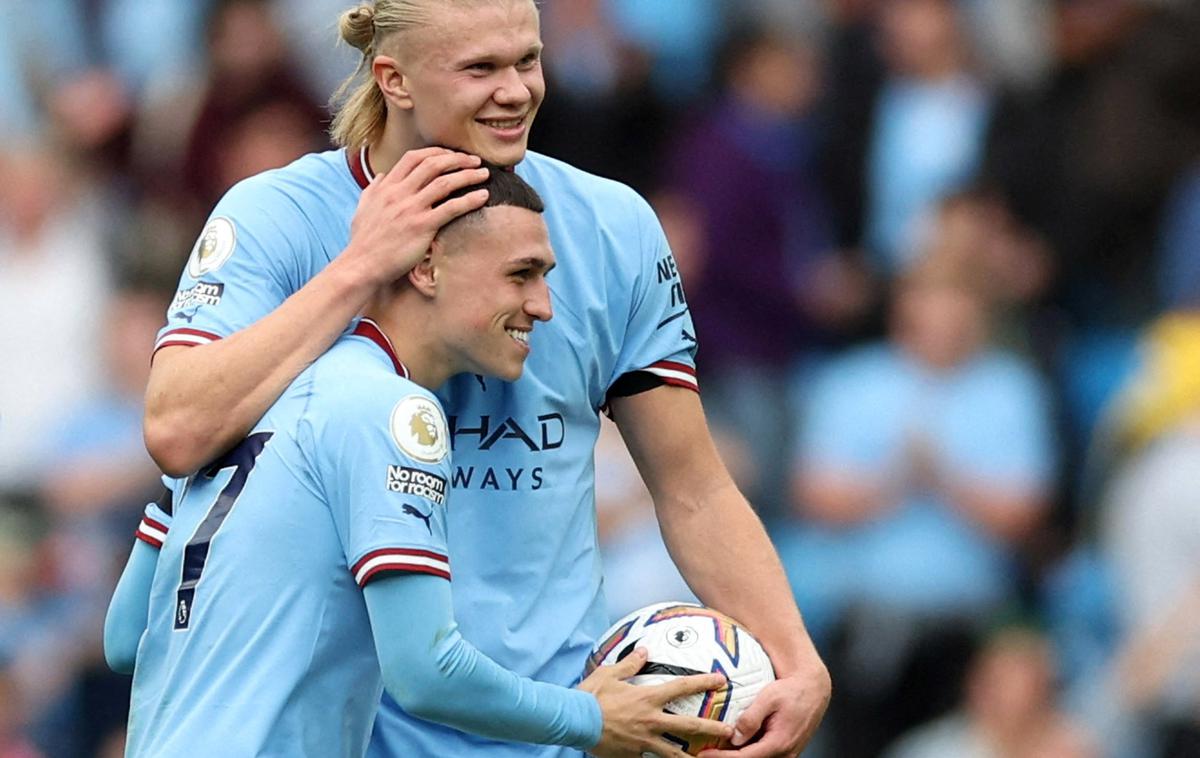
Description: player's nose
493,66,532,107
525,280,552,322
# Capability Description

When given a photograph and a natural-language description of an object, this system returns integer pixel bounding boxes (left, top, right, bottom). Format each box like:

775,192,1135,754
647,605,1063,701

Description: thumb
731,694,770,747
608,646,648,680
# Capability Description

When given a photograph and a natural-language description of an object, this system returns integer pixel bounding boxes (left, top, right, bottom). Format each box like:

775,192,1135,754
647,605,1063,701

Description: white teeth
505,328,529,345
482,118,522,129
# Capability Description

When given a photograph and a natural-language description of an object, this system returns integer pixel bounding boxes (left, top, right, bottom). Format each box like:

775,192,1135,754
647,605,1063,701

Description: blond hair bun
339,4,377,53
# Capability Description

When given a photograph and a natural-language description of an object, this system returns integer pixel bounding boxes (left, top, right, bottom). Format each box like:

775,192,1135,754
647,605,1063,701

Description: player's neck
363,302,455,391
369,118,424,175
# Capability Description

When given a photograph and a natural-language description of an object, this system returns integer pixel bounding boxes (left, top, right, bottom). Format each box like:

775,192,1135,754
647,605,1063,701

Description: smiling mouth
505,328,530,348
478,116,525,130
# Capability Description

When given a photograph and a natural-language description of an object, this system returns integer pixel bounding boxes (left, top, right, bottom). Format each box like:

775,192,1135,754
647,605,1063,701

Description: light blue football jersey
156,147,698,757
127,320,454,758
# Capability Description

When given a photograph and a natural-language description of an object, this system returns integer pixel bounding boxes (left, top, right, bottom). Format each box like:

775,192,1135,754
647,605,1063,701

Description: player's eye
467,61,495,73
516,53,540,70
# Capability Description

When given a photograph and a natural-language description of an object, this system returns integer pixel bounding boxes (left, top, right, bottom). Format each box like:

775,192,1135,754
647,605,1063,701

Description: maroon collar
352,318,409,378
346,145,375,190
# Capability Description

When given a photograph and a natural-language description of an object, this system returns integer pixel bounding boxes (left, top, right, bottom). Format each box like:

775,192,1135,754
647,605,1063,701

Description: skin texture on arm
363,573,731,758
144,149,490,476
103,540,160,674
611,385,831,758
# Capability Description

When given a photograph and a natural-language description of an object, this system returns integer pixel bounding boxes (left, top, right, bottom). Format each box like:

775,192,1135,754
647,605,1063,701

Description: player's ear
407,248,437,297
372,55,413,110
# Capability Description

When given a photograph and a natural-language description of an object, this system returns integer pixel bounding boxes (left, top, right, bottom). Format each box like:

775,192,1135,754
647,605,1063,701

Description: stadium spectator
2,283,168,758
0,502,90,743
531,0,669,192
815,0,885,256
38,284,169,527
0,145,112,496
983,0,1200,332
664,26,851,522
911,188,1054,357
864,0,992,274
604,0,723,103
1077,299,1200,756
782,249,1056,757
883,624,1095,758
1097,418,1200,757
176,0,327,213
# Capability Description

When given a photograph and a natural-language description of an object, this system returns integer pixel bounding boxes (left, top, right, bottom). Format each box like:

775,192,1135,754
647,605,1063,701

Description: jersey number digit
175,431,274,630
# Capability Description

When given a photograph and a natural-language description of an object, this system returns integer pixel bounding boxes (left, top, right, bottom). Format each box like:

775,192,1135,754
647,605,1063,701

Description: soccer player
105,167,732,757
141,1,831,756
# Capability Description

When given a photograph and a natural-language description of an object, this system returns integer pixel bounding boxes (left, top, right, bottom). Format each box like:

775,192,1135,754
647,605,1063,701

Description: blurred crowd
1,0,1198,756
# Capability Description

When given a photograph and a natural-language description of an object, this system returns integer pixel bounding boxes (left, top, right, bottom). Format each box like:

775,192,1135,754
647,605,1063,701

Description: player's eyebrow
511,256,555,274
455,42,543,68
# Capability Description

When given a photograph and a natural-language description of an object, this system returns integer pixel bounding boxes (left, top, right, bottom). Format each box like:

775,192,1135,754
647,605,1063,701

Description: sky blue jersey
156,147,698,757
127,321,454,758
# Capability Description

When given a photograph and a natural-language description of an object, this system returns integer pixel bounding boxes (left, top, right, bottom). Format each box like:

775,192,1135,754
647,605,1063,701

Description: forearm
658,478,818,676
144,256,377,475
104,540,160,673
613,387,824,677
364,575,601,749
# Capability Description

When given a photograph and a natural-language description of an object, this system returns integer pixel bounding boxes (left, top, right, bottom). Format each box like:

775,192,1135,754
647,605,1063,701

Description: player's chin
499,359,526,382
474,137,529,168
480,356,525,383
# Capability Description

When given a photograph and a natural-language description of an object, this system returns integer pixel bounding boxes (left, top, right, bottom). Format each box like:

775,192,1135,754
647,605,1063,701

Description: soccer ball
585,601,776,755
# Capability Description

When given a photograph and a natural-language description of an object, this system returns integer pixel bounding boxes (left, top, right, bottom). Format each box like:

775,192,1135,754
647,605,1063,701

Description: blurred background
2,0,1199,755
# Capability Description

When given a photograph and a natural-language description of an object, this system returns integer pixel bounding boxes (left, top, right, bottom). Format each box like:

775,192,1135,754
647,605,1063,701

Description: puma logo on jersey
402,504,433,533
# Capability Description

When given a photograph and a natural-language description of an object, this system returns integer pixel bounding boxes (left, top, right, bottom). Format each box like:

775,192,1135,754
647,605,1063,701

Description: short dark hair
437,162,544,237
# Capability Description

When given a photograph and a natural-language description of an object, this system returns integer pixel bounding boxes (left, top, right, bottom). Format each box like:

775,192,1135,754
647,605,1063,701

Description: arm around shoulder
143,254,379,476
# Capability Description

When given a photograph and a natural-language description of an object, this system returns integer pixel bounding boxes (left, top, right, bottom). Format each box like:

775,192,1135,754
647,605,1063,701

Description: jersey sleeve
154,175,315,354
319,383,453,588
133,489,175,550
605,192,699,405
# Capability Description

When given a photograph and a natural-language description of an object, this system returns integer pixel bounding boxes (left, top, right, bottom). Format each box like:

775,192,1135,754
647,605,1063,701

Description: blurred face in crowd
878,0,964,78
388,0,545,166
0,148,67,242
729,37,821,119
216,101,322,194
966,630,1056,731
209,0,286,80
893,265,989,371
